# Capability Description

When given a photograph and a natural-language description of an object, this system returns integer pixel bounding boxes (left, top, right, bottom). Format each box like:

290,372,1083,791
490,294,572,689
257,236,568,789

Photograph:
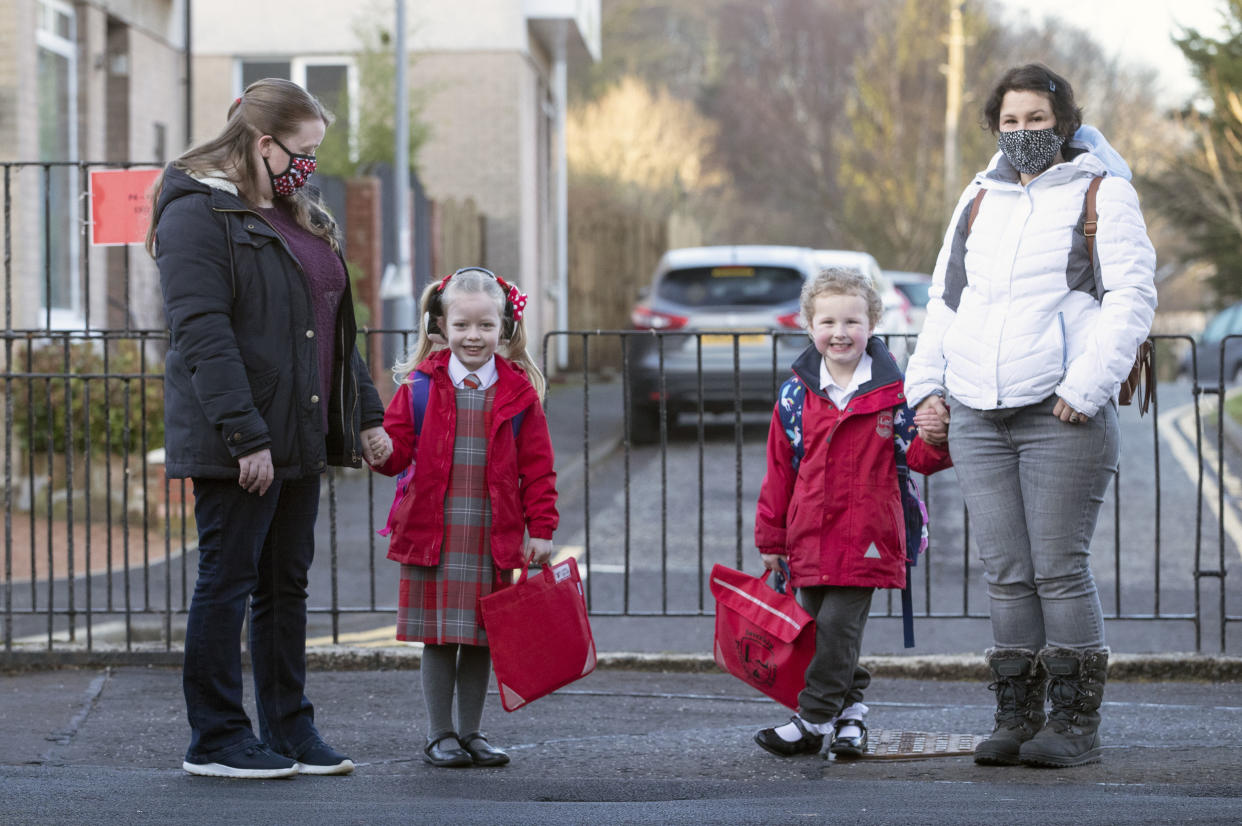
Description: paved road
2,667,1240,824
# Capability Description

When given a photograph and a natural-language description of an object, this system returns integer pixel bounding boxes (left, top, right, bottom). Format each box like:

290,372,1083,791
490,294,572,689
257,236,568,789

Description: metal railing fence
0,327,1238,658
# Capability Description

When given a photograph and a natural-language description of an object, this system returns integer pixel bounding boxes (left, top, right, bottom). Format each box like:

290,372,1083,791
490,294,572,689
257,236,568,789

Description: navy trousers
182,475,322,762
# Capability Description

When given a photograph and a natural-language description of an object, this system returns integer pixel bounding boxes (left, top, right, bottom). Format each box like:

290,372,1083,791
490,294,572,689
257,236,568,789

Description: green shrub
10,338,165,456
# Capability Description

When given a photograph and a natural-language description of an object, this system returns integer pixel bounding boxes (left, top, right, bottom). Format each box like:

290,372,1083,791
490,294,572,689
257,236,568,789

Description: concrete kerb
4,646,1240,681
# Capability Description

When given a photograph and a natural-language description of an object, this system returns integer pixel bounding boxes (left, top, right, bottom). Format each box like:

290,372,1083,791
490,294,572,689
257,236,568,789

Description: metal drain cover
860,729,985,759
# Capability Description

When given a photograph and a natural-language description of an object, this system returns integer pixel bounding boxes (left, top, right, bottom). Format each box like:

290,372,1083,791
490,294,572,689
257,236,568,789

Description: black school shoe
182,743,299,779
828,717,868,759
423,733,473,768
754,715,825,757
460,732,510,767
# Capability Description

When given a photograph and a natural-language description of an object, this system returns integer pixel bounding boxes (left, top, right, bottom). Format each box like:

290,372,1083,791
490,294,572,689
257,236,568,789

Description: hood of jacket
152,166,246,230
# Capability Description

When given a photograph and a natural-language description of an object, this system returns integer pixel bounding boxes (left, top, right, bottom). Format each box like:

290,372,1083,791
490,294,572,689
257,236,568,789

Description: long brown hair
145,78,339,256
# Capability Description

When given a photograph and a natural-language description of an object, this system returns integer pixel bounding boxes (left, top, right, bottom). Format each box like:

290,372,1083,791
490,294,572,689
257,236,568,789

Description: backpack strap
1083,175,1103,261
967,188,987,232
410,371,430,435
777,376,807,471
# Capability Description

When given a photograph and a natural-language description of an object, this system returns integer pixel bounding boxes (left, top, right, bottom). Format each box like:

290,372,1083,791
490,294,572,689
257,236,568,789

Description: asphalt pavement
1,664,1241,824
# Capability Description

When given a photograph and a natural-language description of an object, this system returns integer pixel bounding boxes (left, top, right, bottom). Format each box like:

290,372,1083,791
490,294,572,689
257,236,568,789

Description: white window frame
36,0,83,330
234,56,359,162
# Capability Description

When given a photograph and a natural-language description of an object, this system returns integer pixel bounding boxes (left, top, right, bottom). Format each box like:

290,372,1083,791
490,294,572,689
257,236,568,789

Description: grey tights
421,643,492,740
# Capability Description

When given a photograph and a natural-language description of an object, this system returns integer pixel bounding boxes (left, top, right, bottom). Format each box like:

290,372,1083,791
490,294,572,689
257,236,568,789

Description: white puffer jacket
904,129,1157,417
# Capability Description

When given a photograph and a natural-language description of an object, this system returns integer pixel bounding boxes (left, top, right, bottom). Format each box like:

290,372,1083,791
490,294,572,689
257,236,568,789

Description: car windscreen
1201,305,1240,343
895,281,930,307
655,266,804,307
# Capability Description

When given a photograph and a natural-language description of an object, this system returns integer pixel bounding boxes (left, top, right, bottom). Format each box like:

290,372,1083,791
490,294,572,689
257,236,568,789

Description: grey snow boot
1019,647,1109,768
973,648,1046,766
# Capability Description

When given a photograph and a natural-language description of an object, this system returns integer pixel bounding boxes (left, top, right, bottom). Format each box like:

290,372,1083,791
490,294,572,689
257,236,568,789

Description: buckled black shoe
828,717,868,759
460,732,510,767
423,733,473,768
754,715,825,757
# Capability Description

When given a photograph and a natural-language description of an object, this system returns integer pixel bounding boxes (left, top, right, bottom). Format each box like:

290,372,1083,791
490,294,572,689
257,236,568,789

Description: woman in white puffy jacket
904,64,1156,769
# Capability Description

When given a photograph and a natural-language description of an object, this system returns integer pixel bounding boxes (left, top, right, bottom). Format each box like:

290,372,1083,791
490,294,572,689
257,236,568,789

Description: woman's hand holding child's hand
914,396,950,445
362,426,393,466
525,537,553,566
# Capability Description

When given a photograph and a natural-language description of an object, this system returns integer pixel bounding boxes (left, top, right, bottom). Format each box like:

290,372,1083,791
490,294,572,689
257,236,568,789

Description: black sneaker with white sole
182,744,299,779
291,740,355,775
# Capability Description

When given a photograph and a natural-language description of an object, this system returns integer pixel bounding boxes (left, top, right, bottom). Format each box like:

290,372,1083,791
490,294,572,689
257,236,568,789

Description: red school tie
463,373,481,389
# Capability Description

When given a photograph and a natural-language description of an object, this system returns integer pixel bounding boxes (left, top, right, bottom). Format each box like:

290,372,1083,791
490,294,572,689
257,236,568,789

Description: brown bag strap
967,188,987,232
1083,175,1103,260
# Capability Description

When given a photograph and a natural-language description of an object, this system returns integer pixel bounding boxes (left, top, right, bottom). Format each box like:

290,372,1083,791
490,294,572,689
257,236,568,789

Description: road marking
1160,398,1242,562
304,626,420,648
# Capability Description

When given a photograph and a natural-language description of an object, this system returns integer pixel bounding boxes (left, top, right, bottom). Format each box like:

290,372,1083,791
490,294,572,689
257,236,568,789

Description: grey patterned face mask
997,127,1066,175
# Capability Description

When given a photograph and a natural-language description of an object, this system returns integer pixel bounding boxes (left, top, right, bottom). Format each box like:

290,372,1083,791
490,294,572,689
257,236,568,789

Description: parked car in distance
1179,300,1242,385
626,245,818,442
884,270,932,332
812,250,914,366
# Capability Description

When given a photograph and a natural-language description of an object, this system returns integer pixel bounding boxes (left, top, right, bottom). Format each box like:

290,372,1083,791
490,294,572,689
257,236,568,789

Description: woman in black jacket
147,78,390,779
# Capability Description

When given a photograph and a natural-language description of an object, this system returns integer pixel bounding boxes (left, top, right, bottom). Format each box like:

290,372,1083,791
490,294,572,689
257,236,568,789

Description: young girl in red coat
753,268,951,759
370,267,558,769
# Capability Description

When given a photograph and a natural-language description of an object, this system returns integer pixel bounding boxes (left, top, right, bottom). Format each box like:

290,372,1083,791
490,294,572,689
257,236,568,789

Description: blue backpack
379,372,527,537
776,375,928,648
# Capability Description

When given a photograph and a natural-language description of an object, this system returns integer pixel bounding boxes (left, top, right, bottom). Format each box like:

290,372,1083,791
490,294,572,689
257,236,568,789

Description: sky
996,0,1230,104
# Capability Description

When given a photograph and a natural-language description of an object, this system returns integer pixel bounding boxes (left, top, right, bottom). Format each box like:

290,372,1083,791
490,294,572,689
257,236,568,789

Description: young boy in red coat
753,268,951,759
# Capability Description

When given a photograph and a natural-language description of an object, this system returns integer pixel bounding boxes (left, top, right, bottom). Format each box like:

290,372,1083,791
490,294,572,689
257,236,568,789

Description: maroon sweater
258,204,346,428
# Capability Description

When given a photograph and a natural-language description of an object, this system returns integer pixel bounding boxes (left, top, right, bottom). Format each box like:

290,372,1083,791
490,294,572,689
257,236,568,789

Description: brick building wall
412,50,554,350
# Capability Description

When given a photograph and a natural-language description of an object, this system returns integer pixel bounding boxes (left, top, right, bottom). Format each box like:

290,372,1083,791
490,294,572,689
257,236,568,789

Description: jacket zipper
215,205,336,464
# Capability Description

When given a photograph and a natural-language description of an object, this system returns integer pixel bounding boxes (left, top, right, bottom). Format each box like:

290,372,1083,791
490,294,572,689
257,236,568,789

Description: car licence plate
699,334,768,346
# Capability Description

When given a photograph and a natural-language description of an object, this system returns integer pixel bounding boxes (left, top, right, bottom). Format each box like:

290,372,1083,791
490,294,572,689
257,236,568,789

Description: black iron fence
0,157,1237,657
0,326,1238,659
538,330,1240,654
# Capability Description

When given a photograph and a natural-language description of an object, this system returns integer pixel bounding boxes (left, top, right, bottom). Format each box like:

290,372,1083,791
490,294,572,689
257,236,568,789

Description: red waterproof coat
373,350,558,569
755,341,951,590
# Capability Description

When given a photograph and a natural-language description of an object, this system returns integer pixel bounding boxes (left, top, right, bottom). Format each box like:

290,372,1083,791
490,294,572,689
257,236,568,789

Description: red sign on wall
90,168,162,246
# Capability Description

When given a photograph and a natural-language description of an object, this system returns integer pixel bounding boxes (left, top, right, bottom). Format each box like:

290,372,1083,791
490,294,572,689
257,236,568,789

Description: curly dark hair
982,64,1082,139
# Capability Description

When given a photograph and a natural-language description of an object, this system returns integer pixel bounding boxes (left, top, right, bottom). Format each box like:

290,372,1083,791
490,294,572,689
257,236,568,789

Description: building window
238,58,356,158
36,0,80,326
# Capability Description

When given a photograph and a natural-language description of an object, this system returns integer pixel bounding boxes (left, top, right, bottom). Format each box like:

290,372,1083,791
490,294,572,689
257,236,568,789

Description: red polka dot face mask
263,135,317,197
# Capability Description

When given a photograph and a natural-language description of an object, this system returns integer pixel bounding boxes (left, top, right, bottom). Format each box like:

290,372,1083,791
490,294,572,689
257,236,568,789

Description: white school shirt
819,351,872,409
448,353,498,390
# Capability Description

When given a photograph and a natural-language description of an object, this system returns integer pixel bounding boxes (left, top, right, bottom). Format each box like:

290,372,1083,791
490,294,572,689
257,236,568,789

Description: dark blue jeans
183,475,322,762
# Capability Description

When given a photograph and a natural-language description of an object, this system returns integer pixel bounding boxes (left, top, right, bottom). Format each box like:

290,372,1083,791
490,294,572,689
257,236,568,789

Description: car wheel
627,401,663,445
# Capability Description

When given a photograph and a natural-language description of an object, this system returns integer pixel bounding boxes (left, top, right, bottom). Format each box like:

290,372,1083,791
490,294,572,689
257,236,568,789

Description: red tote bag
479,558,597,711
710,563,815,710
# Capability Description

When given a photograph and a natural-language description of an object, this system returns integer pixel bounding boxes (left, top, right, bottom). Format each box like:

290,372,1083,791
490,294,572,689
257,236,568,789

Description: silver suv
624,245,818,442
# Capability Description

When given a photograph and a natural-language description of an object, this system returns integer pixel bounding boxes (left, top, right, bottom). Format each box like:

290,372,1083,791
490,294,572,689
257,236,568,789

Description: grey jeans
947,395,1119,650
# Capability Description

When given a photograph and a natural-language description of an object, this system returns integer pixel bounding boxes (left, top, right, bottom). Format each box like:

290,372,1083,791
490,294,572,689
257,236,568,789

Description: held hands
914,396,950,445
361,426,393,466
1053,397,1090,425
525,537,553,566
238,449,275,496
